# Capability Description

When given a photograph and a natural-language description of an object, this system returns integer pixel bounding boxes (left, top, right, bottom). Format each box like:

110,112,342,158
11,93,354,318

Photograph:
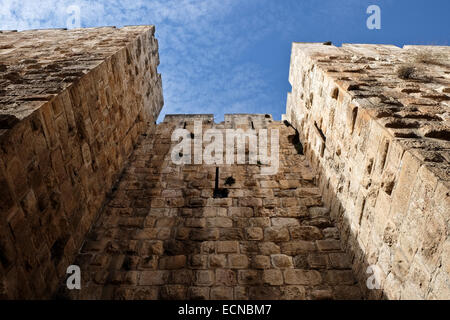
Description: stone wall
0,26,163,299
62,114,362,300
2,25,448,300
284,43,450,299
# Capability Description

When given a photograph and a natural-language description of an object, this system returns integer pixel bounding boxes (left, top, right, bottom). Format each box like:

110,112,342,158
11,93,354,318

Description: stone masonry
0,26,163,299
284,43,450,299
1,26,449,300
62,114,361,300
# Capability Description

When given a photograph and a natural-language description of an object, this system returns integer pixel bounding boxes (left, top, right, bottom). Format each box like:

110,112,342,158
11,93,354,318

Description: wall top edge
0,25,157,132
0,25,155,33
291,42,450,53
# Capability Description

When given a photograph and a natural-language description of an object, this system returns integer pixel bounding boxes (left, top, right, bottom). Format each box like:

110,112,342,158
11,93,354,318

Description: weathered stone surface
284,269,322,285
246,227,264,240
0,26,163,299
228,254,250,269
262,269,284,285
271,254,294,269
284,42,450,300
56,114,361,300
216,241,239,254
7,29,444,300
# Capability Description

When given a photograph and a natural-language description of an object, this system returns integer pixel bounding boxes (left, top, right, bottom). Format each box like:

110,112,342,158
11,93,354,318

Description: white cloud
1,0,282,122
2,0,366,121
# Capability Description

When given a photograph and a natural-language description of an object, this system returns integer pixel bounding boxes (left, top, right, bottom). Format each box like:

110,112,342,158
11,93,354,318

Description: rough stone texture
2,26,448,301
0,26,163,299
284,43,450,300
61,114,360,300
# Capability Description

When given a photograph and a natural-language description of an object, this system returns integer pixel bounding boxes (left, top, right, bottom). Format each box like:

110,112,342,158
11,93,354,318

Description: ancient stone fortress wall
0,26,163,298
62,114,362,300
284,43,450,299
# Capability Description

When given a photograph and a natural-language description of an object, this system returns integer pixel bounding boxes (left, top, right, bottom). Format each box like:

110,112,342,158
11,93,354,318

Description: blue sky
1,0,449,122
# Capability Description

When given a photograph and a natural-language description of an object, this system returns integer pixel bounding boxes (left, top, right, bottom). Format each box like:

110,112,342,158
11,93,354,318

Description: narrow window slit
351,107,358,134
213,167,229,198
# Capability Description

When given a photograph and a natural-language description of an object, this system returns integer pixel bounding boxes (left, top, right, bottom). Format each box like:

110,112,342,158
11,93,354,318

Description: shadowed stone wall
284,43,450,299
0,26,163,299
63,114,362,300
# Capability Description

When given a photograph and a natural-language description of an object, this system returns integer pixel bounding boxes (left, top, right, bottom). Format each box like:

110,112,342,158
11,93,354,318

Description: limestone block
262,269,284,285
284,270,322,285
